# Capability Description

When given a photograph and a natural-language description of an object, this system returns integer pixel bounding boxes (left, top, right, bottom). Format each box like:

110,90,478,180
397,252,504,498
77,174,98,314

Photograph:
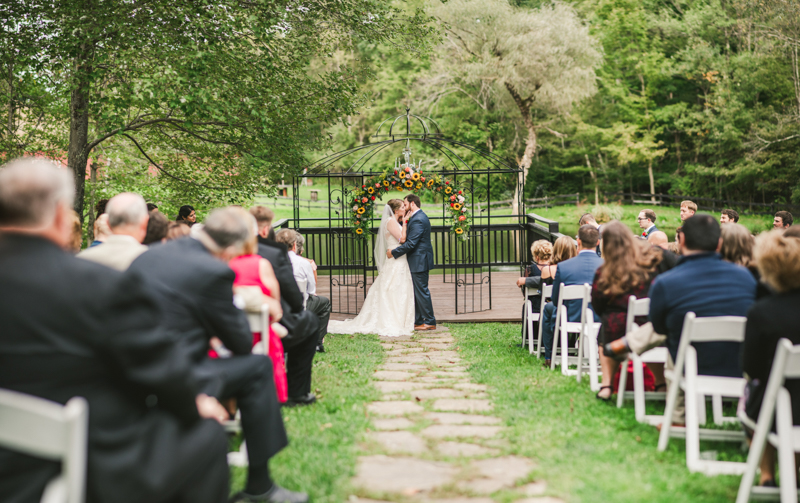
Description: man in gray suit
388,194,436,330
78,192,149,270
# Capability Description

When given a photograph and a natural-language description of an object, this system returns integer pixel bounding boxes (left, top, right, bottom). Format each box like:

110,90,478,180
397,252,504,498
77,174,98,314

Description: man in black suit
0,158,229,503
250,206,318,407
129,207,307,503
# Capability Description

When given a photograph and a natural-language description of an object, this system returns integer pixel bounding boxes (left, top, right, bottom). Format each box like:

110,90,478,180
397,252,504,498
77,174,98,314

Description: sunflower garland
348,164,472,242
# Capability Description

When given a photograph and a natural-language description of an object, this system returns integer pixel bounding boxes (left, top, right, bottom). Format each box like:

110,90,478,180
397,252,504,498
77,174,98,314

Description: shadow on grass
230,333,382,503
451,323,744,503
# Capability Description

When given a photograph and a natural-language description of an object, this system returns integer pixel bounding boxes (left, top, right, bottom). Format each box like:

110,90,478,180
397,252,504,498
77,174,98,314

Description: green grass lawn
229,332,383,502
451,323,746,503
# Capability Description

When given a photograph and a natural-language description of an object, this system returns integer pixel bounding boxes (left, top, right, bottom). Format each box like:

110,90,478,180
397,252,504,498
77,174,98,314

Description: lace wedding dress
327,205,415,337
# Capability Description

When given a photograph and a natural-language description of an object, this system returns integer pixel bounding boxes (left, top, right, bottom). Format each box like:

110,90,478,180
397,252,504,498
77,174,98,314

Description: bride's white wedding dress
327,206,415,337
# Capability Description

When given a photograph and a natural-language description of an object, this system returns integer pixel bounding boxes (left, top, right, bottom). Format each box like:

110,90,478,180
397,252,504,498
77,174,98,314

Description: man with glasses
637,209,658,238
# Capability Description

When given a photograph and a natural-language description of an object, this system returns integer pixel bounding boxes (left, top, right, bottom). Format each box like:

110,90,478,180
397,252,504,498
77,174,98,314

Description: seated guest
649,214,756,423
591,221,663,400
647,230,679,273
91,212,112,247
250,206,319,406
720,208,739,224
176,204,196,225
143,209,169,245
741,229,800,486
166,221,191,240
294,233,317,283
540,226,603,366
774,210,793,229
679,200,696,221
276,229,332,353
638,209,658,238
516,240,553,342
786,225,800,238
78,193,150,271
0,158,230,503
720,223,770,298
130,208,308,503
227,210,287,403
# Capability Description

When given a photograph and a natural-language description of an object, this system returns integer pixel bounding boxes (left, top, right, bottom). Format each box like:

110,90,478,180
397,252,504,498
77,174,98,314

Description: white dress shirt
288,250,316,302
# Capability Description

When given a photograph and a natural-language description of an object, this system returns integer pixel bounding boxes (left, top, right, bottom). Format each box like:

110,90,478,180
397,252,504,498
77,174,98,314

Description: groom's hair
405,194,421,209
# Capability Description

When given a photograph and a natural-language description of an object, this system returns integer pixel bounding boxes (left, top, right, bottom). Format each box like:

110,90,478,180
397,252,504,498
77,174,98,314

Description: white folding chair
523,284,552,356
736,339,800,503
550,284,600,380
616,297,669,424
0,389,88,503
296,278,308,309
657,312,748,475
576,305,603,391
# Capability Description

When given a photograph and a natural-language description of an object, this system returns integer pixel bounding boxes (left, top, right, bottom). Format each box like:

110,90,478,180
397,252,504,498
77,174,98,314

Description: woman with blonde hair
741,230,800,486
591,221,663,400
517,240,555,345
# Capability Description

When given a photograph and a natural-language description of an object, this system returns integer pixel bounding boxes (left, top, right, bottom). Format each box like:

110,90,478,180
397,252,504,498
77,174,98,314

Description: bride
327,199,415,337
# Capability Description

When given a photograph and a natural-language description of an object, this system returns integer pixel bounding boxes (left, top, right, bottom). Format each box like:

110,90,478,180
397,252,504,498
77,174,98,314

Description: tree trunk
68,52,92,222
647,158,656,203
504,82,536,217
586,154,599,205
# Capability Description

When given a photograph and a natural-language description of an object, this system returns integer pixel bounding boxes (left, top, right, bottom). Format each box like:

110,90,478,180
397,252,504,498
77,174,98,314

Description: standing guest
637,209,658,238
0,158,231,503
228,209,287,403
90,213,112,247
679,201,697,221
649,214,756,425
68,209,83,253
143,210,170,245
720,208,740,224
591,221,663,400
774,210,793,229
77,193,150,271
249,206,320,407
579,213,603,256
176,204,196,225
741,229,800,486
516,240,554,342
276,229,332,353
166,221,192,240
146,202,159,212
129,207,308,503
540,226,603,366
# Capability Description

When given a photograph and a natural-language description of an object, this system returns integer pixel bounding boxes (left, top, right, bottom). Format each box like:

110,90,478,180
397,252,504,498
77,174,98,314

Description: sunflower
445,186,453,194
411,173,420,181
455,227,464,234
399,171,406,178
426,179,434,188
453,203,462,211
404,180,413,188
367,187,375,195
356,228,363,235
357,207,365,214
383,180,389,187
416,183,423,190
397,187,404,192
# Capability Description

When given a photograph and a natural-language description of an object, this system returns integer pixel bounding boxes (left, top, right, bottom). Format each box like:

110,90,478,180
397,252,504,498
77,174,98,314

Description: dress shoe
229,484,309,503
414,325,427,331
423,324,437,331
284,393,316,407
543,359,551,368
603,337,631,361
316,343,325,353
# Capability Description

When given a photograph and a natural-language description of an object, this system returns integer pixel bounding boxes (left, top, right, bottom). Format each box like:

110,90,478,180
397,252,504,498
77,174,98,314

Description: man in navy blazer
388,194,436,329
540,225,604,363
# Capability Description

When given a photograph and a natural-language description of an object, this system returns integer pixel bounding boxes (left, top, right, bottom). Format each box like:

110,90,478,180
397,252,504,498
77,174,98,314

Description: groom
387,194,436,330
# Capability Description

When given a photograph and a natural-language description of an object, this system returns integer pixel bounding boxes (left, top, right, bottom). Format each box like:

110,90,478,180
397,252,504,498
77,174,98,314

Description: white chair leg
617,356,629,409
712,394,724,426
588,333,600,392
576,329,585,383
777,389,798,503
632,355,646,422
560,322,569,375
658,366,682,451
684,349,701,471
522,305,528,347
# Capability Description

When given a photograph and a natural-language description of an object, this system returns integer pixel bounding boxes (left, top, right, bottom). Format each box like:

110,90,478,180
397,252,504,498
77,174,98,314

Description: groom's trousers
411,271,436,326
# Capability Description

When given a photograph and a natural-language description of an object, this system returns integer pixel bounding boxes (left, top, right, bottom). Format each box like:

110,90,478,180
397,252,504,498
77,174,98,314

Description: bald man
78,192,150,270
648,230,670,250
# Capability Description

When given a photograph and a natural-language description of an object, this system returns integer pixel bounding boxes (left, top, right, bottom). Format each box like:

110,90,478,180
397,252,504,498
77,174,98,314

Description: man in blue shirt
649,214,756,378
540,225,604,365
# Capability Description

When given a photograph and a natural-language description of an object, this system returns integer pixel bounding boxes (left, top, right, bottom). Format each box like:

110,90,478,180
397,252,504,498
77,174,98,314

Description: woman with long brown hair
591,221,661,400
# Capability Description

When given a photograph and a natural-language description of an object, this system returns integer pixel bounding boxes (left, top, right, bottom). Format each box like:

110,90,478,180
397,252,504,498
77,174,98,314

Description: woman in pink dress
228,212,288,402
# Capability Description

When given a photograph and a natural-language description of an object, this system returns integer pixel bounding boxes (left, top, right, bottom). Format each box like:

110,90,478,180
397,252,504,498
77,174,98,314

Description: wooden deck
317,271,523,324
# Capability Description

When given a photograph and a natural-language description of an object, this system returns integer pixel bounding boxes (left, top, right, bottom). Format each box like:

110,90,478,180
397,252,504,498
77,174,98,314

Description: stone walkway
350,326,562,503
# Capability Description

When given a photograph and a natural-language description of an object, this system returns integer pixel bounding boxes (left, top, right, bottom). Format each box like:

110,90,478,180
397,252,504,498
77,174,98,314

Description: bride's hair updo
387,199,403,213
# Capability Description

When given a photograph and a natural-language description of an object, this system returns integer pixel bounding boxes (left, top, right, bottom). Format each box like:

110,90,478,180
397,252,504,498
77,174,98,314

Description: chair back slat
542,284,553,298
625,297,650,335
686,315,747,343
560,284,587,300
780,340,800,379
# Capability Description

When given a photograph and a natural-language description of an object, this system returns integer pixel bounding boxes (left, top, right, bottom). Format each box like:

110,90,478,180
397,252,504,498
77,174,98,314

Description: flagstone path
350,326,563,503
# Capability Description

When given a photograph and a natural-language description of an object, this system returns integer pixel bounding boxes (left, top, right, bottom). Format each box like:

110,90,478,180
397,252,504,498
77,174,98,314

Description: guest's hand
196,394,229,423
516,277,526,287
386,250,393,259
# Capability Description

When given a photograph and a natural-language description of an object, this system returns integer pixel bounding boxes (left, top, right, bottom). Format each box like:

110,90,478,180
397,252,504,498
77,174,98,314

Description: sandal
596,385,613,402
655,383,667,392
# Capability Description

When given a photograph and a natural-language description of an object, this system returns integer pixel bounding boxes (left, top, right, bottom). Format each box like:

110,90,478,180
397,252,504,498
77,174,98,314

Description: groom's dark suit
391,210,436,326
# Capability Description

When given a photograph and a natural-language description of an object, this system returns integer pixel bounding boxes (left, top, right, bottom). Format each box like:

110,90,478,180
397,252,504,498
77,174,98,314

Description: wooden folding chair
736,339,800,503
615,297,669,424
657,312,748,475
0,389,88,503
